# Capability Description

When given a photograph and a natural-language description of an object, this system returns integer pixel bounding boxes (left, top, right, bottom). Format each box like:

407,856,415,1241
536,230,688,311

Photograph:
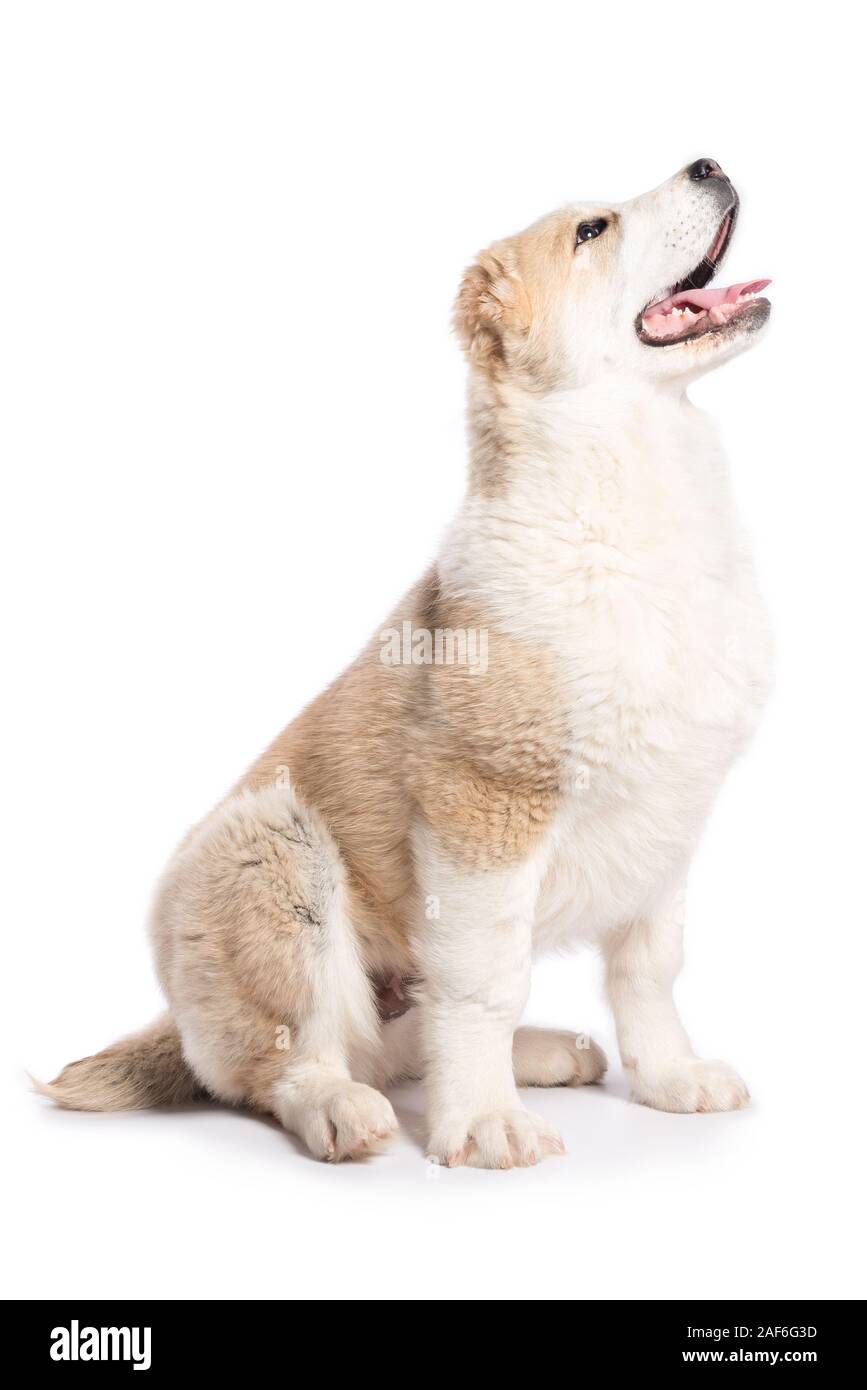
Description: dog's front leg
415,841,564,1168
604,884,749,1113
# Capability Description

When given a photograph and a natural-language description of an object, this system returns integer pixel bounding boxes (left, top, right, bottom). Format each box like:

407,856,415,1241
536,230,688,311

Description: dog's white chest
534,579,770,947
539,460,771,942
442,396,772,947
535,639,767,948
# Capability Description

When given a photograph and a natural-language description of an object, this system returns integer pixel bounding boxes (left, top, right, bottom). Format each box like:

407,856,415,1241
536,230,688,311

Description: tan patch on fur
242,574,569,886
405,594,568,870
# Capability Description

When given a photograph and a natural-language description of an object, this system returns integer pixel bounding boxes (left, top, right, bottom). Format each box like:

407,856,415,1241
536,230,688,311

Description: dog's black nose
687,157,725,181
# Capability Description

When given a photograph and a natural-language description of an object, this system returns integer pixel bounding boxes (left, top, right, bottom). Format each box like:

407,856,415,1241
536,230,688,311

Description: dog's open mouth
637,208,771,345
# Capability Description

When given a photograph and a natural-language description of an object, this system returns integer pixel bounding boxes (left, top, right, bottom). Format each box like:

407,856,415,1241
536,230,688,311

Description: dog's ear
453,248,531,369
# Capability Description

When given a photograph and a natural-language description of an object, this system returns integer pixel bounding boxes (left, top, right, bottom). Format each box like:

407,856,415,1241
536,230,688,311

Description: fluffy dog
39,158,772,1168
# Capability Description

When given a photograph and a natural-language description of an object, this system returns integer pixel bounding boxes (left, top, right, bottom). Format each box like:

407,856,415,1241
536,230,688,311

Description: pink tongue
647,278,770,315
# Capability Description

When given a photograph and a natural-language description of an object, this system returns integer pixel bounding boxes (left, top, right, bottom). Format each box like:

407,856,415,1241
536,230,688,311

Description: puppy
39,158,772,1168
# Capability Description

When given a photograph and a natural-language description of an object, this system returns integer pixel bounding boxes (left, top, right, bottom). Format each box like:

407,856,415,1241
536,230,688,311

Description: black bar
1,1299,862,1373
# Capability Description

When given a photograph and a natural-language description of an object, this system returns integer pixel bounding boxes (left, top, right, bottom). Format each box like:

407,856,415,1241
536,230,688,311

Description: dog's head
455,159,770,389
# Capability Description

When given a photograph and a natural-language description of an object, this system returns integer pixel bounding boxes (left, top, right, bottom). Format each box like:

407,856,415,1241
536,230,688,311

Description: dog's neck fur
464,368,707,501
443,366,736,661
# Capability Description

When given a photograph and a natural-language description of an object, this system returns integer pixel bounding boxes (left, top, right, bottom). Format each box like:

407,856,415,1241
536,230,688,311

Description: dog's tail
32,1013,201,1111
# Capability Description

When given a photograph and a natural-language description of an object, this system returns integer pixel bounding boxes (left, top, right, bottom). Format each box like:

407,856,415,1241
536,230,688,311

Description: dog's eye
575,219,608,246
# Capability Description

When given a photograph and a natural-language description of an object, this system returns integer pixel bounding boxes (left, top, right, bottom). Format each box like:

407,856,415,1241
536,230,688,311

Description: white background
1,1,865,1301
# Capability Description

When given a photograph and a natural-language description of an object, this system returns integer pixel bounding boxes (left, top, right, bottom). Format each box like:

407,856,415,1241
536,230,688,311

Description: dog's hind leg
512,1027,607,1087
153,784,397,1160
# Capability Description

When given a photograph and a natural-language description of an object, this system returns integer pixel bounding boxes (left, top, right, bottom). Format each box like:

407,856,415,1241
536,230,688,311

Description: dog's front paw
427,1107,565,1169
295,1081,398,1161
630,1058,749,1113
